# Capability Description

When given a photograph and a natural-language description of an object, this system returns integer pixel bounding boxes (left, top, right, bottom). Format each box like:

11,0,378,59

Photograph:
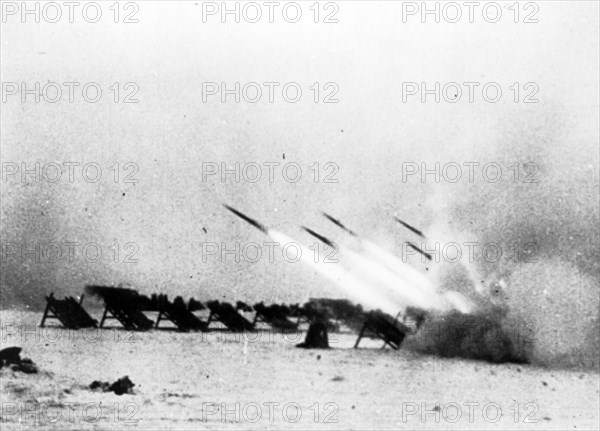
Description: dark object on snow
89,380,111,391
90,376,135,395
110,376,135,395
16,357,39,374
40,293,98,329
0,347,38,373
297,320,329,349
0,346,21,366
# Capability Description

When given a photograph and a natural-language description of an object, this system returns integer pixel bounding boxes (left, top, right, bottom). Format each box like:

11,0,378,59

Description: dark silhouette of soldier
297,310,329,349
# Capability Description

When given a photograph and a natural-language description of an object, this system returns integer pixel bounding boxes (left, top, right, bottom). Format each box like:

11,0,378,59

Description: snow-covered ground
1,310,598,430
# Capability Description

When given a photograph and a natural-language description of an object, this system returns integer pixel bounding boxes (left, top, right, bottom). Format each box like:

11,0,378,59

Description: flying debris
406,242,433,261
223,205,268,234
394,217,426,238
322,212,357,236
302,227,334,248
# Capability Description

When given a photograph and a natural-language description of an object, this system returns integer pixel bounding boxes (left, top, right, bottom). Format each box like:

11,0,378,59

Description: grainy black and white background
1,1,599,429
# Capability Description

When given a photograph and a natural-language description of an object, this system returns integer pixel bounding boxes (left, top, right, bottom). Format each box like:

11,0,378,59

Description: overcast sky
1,1,598,309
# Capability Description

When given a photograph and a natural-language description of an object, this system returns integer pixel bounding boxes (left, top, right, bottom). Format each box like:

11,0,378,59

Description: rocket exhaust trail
302,225,432,309
272,230,401,316
302,227,335,248
322,212,434,290
350,243,473,313
320,213,442,307
223,205,401,314
342,248,440,309
299,227,425,312
395,217,426,239
222,206,471,314
320,212,473,312
360,240,435,292
223,204,268,234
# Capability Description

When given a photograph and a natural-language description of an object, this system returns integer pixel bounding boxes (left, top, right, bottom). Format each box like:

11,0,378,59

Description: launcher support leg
40,300,51,327
155,311,163,329
354,323,367,349
99,307,109,328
